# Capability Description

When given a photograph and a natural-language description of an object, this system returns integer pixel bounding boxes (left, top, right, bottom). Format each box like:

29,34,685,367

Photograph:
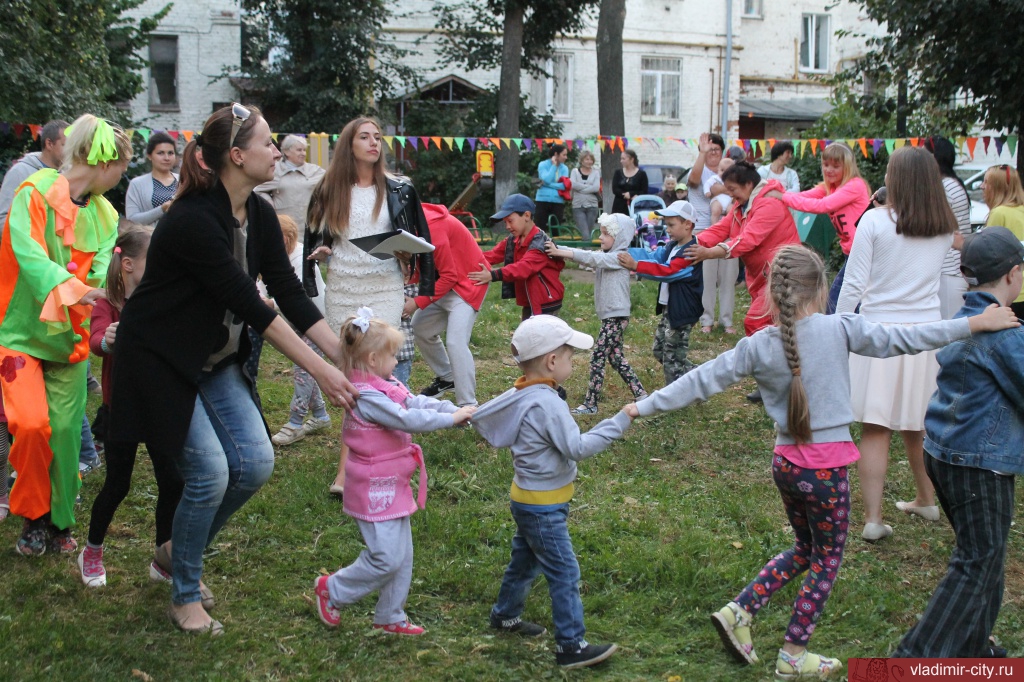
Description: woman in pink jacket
768,143,871,313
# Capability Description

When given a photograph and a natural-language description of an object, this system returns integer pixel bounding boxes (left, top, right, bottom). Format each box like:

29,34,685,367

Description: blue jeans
393,359,412,389
171,364,274,605
491,501,586,652
79,414,98,465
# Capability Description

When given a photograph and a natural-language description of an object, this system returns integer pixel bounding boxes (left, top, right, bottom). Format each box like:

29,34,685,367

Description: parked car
955,164,990,229
640,164,688,194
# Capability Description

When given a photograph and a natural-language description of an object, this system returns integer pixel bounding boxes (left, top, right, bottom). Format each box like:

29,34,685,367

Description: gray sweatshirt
353,387,460,432
473,383,632,492
563,217,634,320
126,172,180,225
0,153,49,226
637,313,972,445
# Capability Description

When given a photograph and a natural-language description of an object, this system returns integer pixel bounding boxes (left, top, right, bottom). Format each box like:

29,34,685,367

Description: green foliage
393,89,564,219
844,0,1024,135
431,0,598,77
0,0,170,124
237,0,418,132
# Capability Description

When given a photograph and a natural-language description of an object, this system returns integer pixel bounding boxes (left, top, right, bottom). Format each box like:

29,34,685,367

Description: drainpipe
720,0,734,137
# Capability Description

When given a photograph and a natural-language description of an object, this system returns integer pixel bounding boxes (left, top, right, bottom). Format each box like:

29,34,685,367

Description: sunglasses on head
229,102,251,148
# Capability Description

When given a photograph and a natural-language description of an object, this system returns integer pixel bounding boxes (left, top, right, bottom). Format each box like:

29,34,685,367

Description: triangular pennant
884,139,896,155
565,139,573,150
490,137,502,149
1007,135,1018,157
431,136,442,150
796,140,805,158
809,139,819,155
858,138,868,158
382,136,394,150
182,130,194,143
514,138,524,149
982,136,991,153
137,128,151,143
908,137,918,147
332,135,339,142
28,124,41,140
419,136,430,149
168,130,179,140
995,137,1005,156
409,137,419,150
872,139,883,156
523,138,532,151
442,137,454,150
767,138,776,151
394,135,406,148
13,124,25,137
454,137,465,151
271,132,279,142
955,136,967,152
468,138,477,150
893,138,906,150
500,137,511,149
0,122,9,135
965,137,979,158
576,139,585,150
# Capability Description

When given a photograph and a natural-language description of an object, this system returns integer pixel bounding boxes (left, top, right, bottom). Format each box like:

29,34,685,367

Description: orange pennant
490,137,502,149
809,139,819,155
965,137,979,158
857,138,868,158
431,136,442,150
182,130,194,142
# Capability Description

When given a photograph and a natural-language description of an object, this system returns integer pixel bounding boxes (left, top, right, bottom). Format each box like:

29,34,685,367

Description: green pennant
513,138,524,149
395,136,406,148
884,139,896,155
1007,135,1018,158
454,137,465,151
137,127,151,143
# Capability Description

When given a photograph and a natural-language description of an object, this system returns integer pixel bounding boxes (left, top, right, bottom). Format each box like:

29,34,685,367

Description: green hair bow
67,119,120,165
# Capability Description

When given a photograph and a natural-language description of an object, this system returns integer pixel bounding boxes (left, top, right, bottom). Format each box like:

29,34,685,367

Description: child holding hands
313,308,474,635
545,213,647,414
472,315,633,670
623,245,1017,680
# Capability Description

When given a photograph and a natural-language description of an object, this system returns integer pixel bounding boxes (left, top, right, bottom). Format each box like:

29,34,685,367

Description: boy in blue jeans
894,226,1024,658
472,315,633,669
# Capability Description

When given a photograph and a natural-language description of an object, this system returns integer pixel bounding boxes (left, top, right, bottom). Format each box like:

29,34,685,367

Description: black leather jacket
302,175,436,298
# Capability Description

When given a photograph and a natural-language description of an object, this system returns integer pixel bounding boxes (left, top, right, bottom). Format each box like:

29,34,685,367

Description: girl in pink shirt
769,143,871,313
312,308,475,635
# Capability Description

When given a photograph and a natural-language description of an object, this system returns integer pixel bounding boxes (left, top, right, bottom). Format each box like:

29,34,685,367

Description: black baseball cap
960,226,1024,286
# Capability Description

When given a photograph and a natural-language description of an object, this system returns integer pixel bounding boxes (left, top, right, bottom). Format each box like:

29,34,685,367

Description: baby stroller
629,194,666,249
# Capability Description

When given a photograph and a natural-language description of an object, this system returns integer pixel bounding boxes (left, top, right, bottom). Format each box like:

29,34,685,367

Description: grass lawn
1,269,1021,681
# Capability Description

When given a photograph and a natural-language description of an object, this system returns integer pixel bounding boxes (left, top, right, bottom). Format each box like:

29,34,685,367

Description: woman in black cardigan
109,104,357,634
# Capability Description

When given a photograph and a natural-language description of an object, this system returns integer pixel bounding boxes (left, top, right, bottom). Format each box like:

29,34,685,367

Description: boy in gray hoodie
472,315,633,670
545,214,647,414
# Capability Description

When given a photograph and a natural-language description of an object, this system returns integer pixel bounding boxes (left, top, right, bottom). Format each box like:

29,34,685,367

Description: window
540,53,573,119
641,57,681,120
800,14,829,72
742,0,762,17
149,36,179,110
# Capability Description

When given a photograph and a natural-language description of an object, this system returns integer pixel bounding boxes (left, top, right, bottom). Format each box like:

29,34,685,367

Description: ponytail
178,104,263,201
105,226,153,311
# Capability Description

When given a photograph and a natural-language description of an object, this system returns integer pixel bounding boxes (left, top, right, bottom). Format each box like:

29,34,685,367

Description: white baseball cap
656,200,698,223
511,315,594,362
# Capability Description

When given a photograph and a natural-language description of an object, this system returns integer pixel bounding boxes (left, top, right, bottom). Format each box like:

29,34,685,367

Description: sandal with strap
711,602,758,664
775,648,843,680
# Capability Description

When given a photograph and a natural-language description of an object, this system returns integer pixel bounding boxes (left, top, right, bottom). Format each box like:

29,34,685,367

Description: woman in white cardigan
570,150,601,240
125,131,178,225
255,134,326,231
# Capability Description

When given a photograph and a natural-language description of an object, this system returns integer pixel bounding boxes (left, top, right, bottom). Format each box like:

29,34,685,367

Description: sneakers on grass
79,454,103,475
420,377,455,397
489,614,547,637
79,546,107,587
774,648,843,680
16,519,49,556
48,526,78,554
314,575,340,627
555,642,618,669
373,620,425,636
571,405,597,415
711,601,758,664
302,416,331,435
271,423,306,446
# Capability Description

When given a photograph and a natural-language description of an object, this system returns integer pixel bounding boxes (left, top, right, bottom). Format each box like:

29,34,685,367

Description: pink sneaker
78,546,107,587
149,559,172,583
314,576,340,627
373,621,425,636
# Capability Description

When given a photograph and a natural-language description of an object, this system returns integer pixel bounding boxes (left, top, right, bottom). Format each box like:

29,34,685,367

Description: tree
848,0,1024,169
432,0,598,208
0,0,170,125
237,0,417,132
595,0,626,209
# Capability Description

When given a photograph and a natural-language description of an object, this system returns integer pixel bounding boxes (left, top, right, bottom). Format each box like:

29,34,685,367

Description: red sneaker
78,545,107,587
373,621,425,636
314,576,340,627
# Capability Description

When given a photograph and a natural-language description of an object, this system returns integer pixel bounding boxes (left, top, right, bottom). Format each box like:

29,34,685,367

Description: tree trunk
494,3,525,212
596,0,626,211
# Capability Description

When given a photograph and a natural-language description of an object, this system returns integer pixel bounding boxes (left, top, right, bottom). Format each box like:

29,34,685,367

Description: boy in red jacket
469,194,565,320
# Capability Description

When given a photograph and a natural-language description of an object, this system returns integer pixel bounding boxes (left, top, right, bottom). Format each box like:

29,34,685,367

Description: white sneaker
78,546,107,587
302,417,331,435
271,423,306,446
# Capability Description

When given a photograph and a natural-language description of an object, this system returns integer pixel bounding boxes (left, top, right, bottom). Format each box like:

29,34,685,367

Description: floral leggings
735,455,850,645
582,317,645,409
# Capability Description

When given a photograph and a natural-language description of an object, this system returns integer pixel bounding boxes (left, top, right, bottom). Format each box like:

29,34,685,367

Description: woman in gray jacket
125,131,178,225
570,150,601,240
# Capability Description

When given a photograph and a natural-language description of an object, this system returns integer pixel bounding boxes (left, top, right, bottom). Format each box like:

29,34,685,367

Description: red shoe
314,576,340,627
373,620,425,636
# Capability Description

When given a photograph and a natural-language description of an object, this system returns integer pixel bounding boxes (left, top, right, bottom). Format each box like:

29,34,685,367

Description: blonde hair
307,117,389,239
338,316,404,375
983,164,1024,209
62,114,133,171
577,150,595,165
278,214,299,254
767,245,829,444
817,143,863,193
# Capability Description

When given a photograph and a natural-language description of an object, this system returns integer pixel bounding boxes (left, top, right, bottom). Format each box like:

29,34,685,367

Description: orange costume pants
0,345,86,529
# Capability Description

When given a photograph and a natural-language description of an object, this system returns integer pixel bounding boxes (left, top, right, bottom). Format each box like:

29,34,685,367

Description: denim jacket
924,291,1024,475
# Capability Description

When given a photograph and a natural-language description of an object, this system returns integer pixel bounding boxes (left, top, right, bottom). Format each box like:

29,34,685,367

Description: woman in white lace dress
306,117,436,495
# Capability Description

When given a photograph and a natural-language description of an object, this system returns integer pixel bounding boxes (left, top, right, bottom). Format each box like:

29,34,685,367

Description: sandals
775,648,842,680
154,542,216,610
711,602,759,664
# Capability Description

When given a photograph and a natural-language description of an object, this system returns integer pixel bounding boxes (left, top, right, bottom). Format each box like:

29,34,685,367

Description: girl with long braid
623,245,1017,680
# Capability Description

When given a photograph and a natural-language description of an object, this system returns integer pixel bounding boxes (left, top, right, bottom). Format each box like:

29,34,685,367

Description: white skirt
849,338,939,432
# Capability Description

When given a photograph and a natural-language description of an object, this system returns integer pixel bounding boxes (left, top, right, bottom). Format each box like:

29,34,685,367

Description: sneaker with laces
556,642,618,669
79,546,107,587
420,377,455,397
489,614,547,637
16,519,49,556
271,423,306,446
314,576,340,627
711,602,759,664
373,620,425,636
302,417,331,435
48,526,78,553
774,648,843,680
571,404,598,415
79,454,103,475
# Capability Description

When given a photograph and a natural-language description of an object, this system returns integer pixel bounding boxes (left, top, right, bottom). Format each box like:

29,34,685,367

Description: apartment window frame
640,56,681,122
539,52,573,120
799,13,830,73
149,35,180,112
742,0,763,18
